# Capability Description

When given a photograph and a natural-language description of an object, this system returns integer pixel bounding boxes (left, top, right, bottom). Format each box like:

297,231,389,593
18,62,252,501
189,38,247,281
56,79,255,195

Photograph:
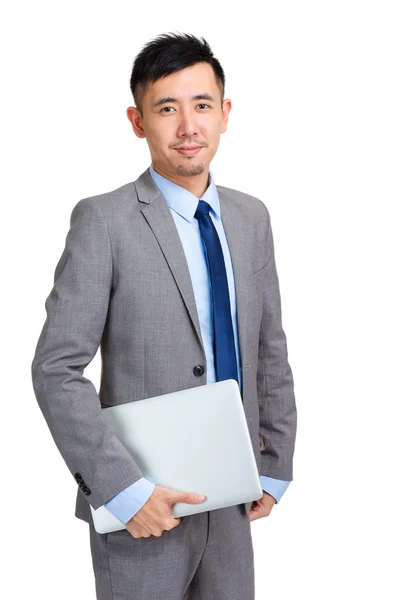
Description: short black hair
129,32,225,116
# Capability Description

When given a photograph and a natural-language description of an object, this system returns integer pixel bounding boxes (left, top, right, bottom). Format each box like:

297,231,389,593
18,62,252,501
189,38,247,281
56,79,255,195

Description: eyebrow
152,93,216,108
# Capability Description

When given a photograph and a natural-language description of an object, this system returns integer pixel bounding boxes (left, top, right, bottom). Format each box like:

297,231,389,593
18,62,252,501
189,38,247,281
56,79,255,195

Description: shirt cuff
260,475,291,504
104,477,156,524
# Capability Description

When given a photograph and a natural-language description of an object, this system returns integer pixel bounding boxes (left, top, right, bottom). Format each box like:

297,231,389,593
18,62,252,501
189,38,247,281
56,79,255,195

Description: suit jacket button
74,472,83,482
193,365,205,376
82,486,91,495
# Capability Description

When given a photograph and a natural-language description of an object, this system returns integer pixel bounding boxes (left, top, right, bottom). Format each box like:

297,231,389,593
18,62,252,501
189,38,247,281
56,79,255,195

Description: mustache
172,142,207,149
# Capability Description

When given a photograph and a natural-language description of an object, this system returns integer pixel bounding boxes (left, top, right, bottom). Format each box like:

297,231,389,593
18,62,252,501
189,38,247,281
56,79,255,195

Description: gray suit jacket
31,166,297,523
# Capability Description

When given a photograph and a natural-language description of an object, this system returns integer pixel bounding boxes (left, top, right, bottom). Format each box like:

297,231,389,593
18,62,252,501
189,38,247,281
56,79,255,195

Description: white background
1,1,397,598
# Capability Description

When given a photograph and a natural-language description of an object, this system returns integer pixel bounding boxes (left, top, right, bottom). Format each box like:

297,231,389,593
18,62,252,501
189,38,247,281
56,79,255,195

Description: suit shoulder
216,184,270,220
70,181,137,219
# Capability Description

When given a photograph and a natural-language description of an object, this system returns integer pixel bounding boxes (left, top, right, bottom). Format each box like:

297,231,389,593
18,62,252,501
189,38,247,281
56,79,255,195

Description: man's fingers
166,490,206,505
127,515,181,538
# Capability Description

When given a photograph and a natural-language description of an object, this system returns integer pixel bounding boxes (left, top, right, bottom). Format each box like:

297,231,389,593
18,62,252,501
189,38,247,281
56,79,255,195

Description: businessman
31,32,297,600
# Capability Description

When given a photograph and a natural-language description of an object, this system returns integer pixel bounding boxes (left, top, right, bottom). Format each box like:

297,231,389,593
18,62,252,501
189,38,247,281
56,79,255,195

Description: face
126,62,231,183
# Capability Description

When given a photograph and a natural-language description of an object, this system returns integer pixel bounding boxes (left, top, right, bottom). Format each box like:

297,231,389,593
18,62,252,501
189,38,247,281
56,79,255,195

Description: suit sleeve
31,198,144,510
256,202,297,482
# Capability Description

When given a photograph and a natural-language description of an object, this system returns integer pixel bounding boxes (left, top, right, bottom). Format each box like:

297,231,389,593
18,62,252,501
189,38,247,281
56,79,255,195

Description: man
31,32,297,600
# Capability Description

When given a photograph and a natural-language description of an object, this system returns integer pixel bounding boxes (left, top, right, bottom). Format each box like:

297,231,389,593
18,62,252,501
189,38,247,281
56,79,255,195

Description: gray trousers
88,503,255,599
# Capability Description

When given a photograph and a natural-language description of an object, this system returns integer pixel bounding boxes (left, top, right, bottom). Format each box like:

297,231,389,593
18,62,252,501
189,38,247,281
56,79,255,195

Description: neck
152,164,210,198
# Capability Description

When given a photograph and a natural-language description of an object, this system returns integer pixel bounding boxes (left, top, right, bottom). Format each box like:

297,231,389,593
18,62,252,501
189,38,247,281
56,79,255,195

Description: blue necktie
194,200,239,385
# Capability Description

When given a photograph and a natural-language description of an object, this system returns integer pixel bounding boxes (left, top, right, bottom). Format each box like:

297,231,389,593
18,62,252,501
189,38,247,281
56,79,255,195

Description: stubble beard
175,162,205,177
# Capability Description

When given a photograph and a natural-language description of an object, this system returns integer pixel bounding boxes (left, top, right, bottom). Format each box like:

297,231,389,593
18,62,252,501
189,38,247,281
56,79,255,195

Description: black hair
129,32,225,116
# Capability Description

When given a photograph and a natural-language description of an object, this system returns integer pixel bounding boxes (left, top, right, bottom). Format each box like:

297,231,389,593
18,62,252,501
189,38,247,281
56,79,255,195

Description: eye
160,104,211,113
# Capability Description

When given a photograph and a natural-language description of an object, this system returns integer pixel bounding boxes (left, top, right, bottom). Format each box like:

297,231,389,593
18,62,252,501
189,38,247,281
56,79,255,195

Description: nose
176,107,200,139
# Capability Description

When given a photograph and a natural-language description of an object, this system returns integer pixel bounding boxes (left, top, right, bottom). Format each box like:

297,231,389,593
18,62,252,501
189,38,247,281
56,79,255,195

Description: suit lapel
135,169,204,350
134,168,250,387
217,188,250,379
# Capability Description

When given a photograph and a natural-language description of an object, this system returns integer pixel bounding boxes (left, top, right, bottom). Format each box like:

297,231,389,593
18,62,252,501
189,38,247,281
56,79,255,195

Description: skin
125,62,275,535
126,61,229,198
248,492,276,522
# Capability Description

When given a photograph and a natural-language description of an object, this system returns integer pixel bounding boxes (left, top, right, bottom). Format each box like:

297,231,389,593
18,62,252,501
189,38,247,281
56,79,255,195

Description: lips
175,146,203,156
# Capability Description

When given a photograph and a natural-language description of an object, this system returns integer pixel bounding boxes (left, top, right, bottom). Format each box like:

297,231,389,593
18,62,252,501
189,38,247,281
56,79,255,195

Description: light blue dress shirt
104,164,290,524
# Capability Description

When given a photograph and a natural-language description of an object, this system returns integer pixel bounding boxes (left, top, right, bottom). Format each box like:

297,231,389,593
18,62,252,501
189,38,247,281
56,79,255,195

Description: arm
105,477,156,524
260,475,290,504
257,203,297,484
31,198,144,510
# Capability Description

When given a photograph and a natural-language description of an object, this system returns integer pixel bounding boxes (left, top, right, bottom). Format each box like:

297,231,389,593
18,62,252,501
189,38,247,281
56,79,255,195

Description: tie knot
194,199,210,220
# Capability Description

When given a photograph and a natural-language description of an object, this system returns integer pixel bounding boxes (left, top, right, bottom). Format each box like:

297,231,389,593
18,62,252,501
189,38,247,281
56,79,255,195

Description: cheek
155,128,176,151
146,129,168,154
204,124,221,144
205,133,220,153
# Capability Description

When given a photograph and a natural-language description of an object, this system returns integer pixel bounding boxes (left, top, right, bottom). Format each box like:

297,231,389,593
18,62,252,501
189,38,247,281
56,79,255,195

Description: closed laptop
90,379,263,534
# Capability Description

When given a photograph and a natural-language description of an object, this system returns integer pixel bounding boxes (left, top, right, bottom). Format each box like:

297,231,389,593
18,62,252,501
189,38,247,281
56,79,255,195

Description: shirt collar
149,163,220,223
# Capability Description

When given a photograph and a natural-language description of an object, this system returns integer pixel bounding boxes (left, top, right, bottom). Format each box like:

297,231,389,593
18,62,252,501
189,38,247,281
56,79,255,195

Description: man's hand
125,485,206,538
248,491,276,522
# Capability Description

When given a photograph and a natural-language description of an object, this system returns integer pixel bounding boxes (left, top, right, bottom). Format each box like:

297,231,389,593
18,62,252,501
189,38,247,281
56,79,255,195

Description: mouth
174,146,203,156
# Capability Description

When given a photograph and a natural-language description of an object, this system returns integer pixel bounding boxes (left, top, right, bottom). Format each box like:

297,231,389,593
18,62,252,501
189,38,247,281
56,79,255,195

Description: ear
126,106,146,139
220,98,232,134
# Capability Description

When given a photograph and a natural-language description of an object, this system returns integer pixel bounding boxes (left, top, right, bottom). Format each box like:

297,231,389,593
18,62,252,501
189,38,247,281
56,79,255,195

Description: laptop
90,379,263,534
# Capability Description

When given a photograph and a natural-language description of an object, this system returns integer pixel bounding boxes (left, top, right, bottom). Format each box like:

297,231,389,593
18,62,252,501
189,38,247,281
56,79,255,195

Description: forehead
146,62,220,102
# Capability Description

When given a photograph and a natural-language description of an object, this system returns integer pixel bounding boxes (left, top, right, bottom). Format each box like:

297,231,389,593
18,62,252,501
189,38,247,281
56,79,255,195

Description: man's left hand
248,491,276,522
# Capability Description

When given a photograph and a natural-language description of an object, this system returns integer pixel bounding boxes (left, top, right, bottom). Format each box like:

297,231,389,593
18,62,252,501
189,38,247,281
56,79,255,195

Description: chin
175,162,206,177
